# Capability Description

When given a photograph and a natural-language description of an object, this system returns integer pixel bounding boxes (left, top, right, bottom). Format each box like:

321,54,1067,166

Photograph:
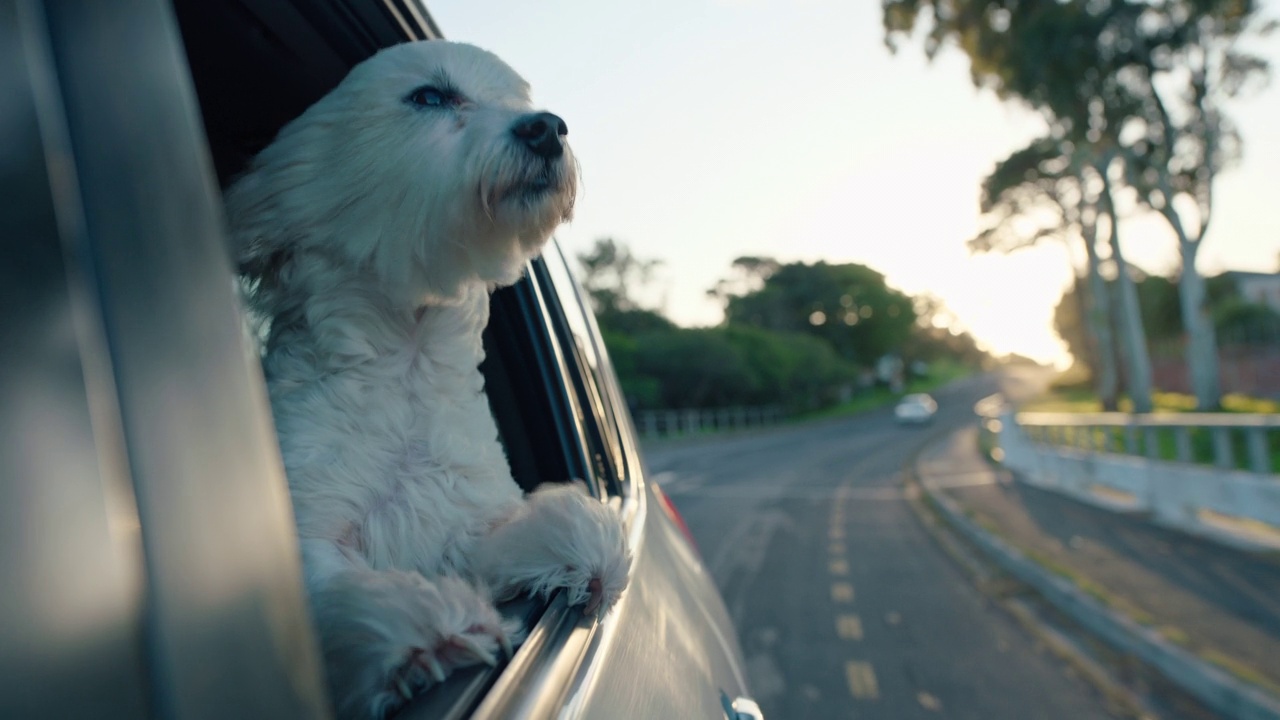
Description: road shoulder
908,425,1280,720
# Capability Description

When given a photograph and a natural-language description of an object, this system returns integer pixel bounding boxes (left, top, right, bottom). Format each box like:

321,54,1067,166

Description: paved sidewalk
918,426,1280,700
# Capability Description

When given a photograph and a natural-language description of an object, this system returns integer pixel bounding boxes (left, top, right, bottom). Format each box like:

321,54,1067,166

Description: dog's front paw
313,571,521,719
387,612,517,698
478,483,632,618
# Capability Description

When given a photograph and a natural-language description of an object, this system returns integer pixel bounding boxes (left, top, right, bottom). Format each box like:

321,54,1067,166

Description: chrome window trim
539,243,631,495
545,241,644,496
524,257,601,495
384,0,443,40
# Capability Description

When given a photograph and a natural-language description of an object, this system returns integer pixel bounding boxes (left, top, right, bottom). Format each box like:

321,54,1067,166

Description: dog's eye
406,85,456,109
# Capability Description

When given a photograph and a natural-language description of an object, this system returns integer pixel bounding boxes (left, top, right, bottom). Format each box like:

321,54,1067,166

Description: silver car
894,393,938,424
1,2,759,718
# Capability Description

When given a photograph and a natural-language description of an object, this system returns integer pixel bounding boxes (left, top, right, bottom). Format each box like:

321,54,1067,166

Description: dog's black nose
512,112,568,159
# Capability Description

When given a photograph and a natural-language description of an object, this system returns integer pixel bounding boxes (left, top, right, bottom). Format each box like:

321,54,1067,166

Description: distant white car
895,393,938,424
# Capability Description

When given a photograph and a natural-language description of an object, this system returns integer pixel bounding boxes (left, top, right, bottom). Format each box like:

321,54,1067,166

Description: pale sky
429,0,1280,366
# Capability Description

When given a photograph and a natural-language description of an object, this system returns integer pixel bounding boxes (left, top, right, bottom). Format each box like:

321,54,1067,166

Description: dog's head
226,41,577,306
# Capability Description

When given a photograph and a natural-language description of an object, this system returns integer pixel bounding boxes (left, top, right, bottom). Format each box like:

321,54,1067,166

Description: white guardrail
976,396,1280,551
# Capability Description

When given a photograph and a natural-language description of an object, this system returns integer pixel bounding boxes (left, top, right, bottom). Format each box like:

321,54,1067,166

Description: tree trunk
1081,227,1120,410
1176,239,1222,410
1100,174,1153,413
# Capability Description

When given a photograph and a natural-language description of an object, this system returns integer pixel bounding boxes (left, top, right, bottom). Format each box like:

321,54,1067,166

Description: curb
914,432,1280,720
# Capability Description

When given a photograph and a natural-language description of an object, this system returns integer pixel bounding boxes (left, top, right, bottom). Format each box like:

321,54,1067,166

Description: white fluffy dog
224,41,631,719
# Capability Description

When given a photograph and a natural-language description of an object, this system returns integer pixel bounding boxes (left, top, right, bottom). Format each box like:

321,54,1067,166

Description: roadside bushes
600,317,859,411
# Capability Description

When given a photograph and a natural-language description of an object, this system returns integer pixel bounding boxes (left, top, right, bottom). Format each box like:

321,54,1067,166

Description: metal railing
1011,411,1279,475
978,397,1280,550
634,406,785,439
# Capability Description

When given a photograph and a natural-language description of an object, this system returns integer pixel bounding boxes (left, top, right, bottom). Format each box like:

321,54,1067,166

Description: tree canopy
719,260,918,366
884,0,1274,409
577,240,986,411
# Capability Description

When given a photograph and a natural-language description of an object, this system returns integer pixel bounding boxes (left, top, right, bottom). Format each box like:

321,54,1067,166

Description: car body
894,393,938,424
1,2,758,719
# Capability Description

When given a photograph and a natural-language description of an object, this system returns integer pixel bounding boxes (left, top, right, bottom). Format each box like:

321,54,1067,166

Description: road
644,371,1117,720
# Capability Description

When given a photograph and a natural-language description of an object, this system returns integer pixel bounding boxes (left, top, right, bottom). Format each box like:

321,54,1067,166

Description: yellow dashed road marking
831,582,855,603
845,661,879,699
828,541,845,555
829,558,849,576
836,614,864,640
829,525,845,540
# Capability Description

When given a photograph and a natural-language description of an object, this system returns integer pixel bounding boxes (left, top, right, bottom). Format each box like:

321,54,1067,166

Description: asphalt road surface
645,372,1118,720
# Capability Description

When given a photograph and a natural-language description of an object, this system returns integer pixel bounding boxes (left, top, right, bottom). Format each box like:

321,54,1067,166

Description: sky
429,0,1280,366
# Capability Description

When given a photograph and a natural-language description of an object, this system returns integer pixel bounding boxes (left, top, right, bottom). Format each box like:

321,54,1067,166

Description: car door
3,2,331,718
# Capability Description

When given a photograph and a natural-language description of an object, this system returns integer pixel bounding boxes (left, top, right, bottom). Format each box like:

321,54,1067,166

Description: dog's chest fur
262,278,522,577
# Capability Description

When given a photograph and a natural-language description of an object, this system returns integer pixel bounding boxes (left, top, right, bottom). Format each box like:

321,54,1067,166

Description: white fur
224,41,630,719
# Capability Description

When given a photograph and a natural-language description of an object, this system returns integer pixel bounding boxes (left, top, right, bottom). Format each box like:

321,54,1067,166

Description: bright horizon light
429,0,1280,368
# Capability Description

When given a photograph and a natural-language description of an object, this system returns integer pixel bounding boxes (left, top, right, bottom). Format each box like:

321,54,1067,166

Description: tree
884,0,1273,409
721,326,860,409
619,325,858,410
576,237,663,316
1098,154,1155,411
718,260,917,366
580,243,867,411
630,329,757,409
1109,4,1273,409
970,136,1126,409
1214,300,1280,344
707,256,782,307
